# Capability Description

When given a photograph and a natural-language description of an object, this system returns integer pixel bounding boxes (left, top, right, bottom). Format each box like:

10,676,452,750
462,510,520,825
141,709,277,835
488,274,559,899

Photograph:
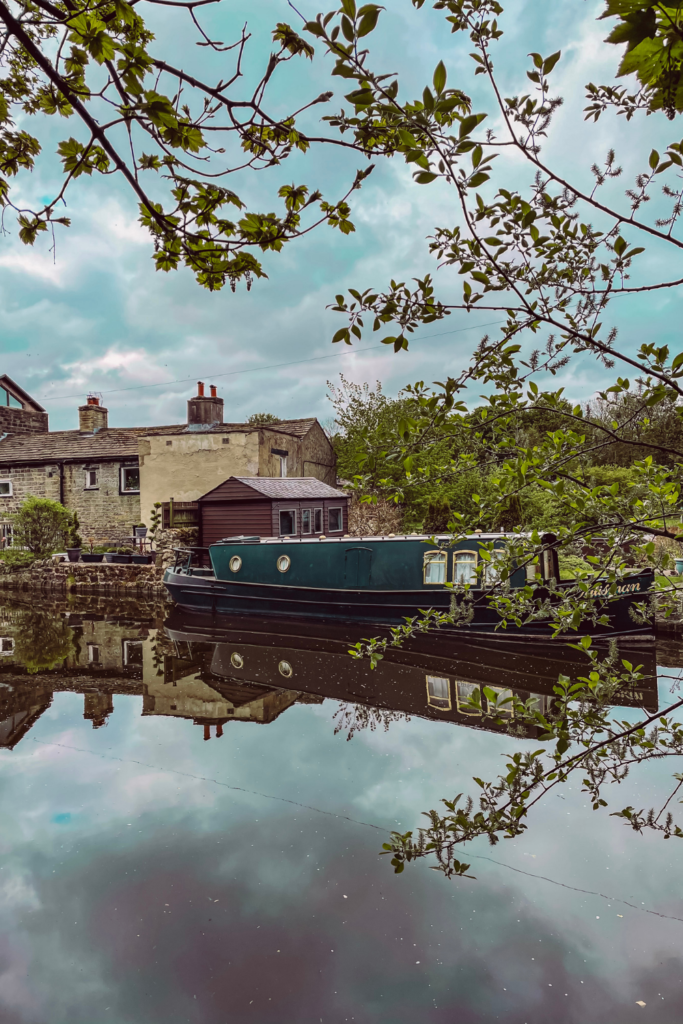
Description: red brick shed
197,477,349,546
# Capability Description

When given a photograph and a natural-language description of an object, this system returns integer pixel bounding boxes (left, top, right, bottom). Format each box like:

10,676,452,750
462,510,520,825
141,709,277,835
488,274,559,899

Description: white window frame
0,480,13,498
423,550,447,585
301,509,312,535
279,455,287,478
87,643,101,664
328,506,343,533
279,509,297,536
0,637,15,656
84,469,98,490
454,549,478,586
313,507,323,534
426,675,451,711
120,466,140,494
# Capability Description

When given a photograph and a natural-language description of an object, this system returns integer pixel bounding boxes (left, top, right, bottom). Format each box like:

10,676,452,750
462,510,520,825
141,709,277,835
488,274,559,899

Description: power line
39,319,505,402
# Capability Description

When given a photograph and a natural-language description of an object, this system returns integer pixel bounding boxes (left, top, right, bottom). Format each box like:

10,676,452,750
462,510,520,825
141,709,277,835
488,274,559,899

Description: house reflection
0,596,661,749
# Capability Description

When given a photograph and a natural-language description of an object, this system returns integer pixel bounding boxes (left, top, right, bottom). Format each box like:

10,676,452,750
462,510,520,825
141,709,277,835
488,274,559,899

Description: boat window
455,680,482,716
301,509,312,534
279,660,293,678
423,550,446,584
486,685,514,717
313,508,323,533
426,675,451,710
454,550,477,585
328,507,343,532
279,509,296,536
229,555,242,573
230,652,244,669
483,548,504,586
277,554,291,573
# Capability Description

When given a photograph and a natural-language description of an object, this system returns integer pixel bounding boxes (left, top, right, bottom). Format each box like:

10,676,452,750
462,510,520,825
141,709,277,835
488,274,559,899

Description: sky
1,0,681,432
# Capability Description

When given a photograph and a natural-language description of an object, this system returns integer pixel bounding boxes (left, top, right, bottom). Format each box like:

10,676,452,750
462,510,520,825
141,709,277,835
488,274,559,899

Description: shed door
345,547,373,588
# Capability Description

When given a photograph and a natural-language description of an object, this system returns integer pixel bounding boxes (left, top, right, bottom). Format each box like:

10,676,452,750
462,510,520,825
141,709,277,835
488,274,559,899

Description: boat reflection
0,596,660,749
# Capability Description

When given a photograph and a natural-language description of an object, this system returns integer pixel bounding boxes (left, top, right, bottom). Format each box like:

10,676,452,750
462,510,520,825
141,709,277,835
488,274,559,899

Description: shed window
313,508,323,533
0,481,12,497
120,466,140,493
455,681,482,716
84,469,98,489
301,509,311,534
454,550,477,585
279,509,296,536
426,675,451,710
328,507,343,533
423,550,446,584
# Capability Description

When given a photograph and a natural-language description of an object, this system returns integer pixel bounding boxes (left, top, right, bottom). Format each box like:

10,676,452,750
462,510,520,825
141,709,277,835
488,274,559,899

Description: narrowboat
163,533,655,640
164,608,659,722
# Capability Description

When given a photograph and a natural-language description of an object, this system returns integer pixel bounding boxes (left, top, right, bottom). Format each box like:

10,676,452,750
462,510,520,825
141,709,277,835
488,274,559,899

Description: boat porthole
278,660,293,679
229,555,242,573
230,652,243,669
277,555,291,573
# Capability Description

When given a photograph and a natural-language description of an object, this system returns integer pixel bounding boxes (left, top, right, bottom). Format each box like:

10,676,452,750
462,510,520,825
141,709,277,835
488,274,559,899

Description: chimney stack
79,394,108,433
187,382,223,427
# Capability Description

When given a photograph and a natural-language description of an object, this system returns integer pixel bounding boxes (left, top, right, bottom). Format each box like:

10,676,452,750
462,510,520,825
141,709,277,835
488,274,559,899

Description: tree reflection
333,701,411,741
13,608,75,675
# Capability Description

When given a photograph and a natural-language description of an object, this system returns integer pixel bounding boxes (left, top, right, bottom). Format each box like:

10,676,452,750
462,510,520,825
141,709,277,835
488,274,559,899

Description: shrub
0,549,37,570
11,496,72,557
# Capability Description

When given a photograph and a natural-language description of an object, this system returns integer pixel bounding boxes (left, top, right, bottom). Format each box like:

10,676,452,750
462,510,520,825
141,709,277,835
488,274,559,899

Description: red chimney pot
210,385,217,398
87,396,99,406
197,381,205,397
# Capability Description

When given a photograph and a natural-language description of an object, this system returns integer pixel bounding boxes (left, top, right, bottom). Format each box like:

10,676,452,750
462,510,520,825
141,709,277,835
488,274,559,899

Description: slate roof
0,418,319,466
232,477,346,499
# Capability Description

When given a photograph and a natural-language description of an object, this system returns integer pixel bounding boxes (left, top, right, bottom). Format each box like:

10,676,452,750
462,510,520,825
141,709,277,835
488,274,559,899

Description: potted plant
134,523,148,539
111,547,132,564
82,537,104,563
103,547,117,564
131,552,153,564
66,512,83,563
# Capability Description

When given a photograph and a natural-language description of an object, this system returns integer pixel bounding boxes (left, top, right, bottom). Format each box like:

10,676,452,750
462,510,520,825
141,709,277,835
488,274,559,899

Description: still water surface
0,594,682,1023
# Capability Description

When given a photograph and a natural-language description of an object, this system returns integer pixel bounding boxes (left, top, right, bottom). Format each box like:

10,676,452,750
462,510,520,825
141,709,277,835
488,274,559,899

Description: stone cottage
0,377,336,547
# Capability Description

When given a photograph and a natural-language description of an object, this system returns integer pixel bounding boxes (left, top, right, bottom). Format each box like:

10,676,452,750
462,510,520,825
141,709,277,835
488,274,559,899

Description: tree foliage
11,496,72,556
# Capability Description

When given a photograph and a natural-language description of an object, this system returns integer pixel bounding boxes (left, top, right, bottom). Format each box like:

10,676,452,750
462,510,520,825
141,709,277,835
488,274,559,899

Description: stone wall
0,406,48,436
0,460,141,547
0,558,166,596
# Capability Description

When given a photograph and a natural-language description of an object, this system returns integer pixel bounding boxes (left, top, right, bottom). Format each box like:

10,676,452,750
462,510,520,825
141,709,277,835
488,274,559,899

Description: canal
0,592,681,1022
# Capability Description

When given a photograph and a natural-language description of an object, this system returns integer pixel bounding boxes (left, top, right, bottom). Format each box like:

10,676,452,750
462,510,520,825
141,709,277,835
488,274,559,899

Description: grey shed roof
232,477,346,499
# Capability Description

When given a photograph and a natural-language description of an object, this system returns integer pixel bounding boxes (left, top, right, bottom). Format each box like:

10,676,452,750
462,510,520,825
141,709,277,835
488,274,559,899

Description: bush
11,496,72,556
0,549,37,570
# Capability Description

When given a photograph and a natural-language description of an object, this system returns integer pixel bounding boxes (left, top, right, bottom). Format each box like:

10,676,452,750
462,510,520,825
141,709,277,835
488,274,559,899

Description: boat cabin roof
213,532,526,546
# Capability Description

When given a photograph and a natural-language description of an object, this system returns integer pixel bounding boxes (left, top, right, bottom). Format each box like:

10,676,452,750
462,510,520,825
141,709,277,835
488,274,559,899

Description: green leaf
542,50,561,74
414,171,437,183
649,148,659,169
332,327,351,344
433,60,447,94
357,7,380,36
340,0,356,17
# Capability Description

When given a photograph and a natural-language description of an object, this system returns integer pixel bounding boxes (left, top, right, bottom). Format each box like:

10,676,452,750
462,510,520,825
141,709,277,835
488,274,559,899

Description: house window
271,447,289,478
84,469,98,490
313,508,323,534
301,509,312,534
120,466,140,494
279,509,296,536
0,637,14,656
328,507,343,533
0,480,12,497
87,644,101,664
426,675,451,710
0,524,12,549
166,440,172,447
455,681,482,716
423,551,446,584
454,550,477,585
123,640,143,667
